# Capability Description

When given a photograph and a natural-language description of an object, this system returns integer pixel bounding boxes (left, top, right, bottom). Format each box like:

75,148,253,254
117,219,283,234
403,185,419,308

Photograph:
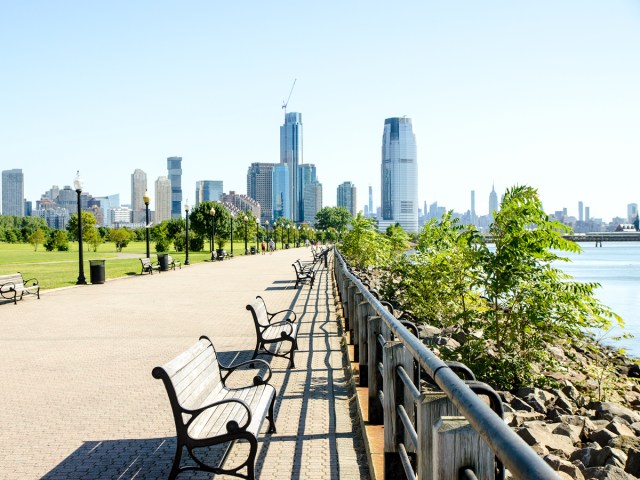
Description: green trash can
89,259,106,284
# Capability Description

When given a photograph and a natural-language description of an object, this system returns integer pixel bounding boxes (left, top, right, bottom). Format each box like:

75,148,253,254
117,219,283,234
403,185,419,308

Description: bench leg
267,395,277,434
168,443,183,480
246,436,258,480
288,344,296,369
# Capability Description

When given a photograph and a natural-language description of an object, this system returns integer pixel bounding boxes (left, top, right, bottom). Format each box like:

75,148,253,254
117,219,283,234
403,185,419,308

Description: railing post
383,341,413,480
357,300,374,387
347,284,357,345
417,393,458,480
353,290,364,362
368,315,383,424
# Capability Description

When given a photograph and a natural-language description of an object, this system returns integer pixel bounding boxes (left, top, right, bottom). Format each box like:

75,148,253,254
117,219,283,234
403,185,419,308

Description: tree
314,207,351,235
67,212,97,242
45,230,69,251
28,228,46,251
85,227,103,252
110,228,132,252
341,213,388,269
151,221,170,252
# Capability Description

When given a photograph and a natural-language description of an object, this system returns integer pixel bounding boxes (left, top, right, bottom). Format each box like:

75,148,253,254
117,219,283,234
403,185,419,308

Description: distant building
272,164,289,220
131,169,147,224
93,194,120,226
368,186,374,218
2,169,24,216
280,112,303,221
303,181,322,224
380,117,418,232
298,164,317,222
470,190,476,225
33,207,70,229
167,156,182,219
195,180,223,205
220,191,261,220
628,203,638,223
247,162,276,224
337,181,357,217
489,184,498,220
585,206,591,222
111,206,133,226
155,176,172,223
578,201,584,222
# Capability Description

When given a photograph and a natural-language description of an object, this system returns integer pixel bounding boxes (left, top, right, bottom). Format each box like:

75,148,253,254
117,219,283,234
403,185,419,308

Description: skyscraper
470,190,476,225
380,117,418,232
368,186,373,218
131,169,147,224
280,112,303,221
155,176,172,223
247,163,276,223
585,206,591,222
337,181,358,217
578,201,584,222
2,169,24,216
167,156,182,219
298,164,317,222
272,165,289,220
304,181,323,224
627,203,638,223
489,184,498,220
195,181,223,205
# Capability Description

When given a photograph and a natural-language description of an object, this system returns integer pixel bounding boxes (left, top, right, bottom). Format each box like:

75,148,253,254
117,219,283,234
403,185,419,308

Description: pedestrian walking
269,239,275,254
261,241,266,255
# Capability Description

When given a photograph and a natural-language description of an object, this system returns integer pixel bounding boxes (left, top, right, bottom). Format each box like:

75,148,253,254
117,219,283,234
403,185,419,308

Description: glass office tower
272,165,289,221
381,117,418,233
280,112,303,221
167,157,182,219
2,169,24,216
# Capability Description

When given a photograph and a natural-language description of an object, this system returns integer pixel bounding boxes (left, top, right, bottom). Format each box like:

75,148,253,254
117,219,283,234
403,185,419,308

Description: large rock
505,410,545,427
582,465,634,479
608,436,640,453
543,453,585,479
591,428,619,448
630,422,640,436
552,423,581,444
516,423,575,455
593,402,640,425
593,447,628,469
606,421,635,438
572,447,603,468
511,396,535,412
625,448,640,477
628,364,640,379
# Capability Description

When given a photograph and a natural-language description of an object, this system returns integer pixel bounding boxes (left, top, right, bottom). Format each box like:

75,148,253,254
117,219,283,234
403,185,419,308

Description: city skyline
2,2,639,221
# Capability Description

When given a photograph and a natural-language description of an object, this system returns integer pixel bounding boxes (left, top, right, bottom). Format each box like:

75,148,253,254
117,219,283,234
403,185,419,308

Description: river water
558,241,640,358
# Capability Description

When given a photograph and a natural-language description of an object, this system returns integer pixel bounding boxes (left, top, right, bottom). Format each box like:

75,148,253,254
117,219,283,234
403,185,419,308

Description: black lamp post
280,224,284,250
144,190,150,258
73,171,87,285
287,224,291,248
210,206,216,261
184,200,190,265
244,215,248,255
255,218,259,253
230,213,234,257
265,220,269,242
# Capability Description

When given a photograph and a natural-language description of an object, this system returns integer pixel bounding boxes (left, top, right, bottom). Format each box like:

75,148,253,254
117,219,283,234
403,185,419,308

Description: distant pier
483,232,640,245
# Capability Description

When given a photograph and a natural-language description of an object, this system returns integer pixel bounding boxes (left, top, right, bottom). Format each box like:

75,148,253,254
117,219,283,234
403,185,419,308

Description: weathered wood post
417,393,493,480
383,341,414,479
357,300,376,387
352,290,364,362
368,315,383,423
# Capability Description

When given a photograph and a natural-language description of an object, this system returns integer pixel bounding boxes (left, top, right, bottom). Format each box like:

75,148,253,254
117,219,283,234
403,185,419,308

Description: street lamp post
210,206,216,261
73,171,87,285
184,200,190,265
144,191,150,258
255,218,260,253
230,213,234,257
244,215,249,255
280,224,284,250
287,225,291,248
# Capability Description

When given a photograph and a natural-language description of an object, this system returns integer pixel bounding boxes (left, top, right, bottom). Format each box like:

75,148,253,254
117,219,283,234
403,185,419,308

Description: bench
0,273,40,305
140,257,160,274
152,336,276,480
292,262,316,289
167,255,181,270
216,249,228,261
246,296,299,369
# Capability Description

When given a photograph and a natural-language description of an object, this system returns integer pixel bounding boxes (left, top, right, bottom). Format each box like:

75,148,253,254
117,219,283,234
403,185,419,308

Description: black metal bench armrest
23,278,39,286
183,398,252,433
0,281,16,292
267,309,297,324
220,358,273,385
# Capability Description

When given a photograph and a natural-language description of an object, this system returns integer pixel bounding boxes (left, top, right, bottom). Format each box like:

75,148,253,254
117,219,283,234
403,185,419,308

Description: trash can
89,259,106,284
157,253,169,272
250,246,256,255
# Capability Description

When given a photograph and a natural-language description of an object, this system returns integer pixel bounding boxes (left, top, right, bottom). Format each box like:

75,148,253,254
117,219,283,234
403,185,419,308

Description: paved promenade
0,248,369,479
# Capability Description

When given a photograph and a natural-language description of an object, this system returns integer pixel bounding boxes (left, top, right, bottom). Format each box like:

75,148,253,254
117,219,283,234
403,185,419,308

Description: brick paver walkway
0,248,369,479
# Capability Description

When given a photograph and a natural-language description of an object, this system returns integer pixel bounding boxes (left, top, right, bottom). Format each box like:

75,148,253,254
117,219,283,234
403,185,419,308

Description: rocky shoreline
357,268,640,479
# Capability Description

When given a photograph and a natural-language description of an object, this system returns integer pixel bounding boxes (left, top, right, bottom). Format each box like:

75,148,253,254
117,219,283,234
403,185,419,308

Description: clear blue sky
2,1,639,221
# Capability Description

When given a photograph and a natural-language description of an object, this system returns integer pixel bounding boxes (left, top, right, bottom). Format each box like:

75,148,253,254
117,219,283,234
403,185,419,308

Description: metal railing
333,249,558,480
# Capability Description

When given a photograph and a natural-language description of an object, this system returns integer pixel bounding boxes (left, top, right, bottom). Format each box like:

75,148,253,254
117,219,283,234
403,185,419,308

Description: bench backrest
141,258,152,266
152,336,223,414
246,297,270,328
167,255,174,264
0,273,24,287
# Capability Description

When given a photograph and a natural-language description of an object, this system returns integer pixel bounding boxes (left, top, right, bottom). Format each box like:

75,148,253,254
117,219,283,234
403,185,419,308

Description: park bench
167,255,181,270
139,257,160,275
0,273,40,305
216,249,228,261
152,335,276,480
246,296,299,369
292,261,316,289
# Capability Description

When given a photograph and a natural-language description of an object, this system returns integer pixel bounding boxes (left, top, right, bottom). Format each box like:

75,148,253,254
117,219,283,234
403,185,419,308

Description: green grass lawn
0,240,263,289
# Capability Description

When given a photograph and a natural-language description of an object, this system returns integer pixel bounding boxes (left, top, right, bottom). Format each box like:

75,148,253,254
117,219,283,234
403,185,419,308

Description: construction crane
282,79,297,118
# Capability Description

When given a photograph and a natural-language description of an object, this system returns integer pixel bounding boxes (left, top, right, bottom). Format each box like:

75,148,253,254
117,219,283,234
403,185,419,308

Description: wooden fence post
368,315,383,424
383,341,414,480
353,290,363,362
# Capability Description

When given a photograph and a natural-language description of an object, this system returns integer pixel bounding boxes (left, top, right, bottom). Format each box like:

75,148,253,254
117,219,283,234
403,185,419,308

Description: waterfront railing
333,249,559,480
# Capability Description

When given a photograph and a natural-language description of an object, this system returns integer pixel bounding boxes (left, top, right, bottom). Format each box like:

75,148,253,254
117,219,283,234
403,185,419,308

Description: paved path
0,248,369,479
